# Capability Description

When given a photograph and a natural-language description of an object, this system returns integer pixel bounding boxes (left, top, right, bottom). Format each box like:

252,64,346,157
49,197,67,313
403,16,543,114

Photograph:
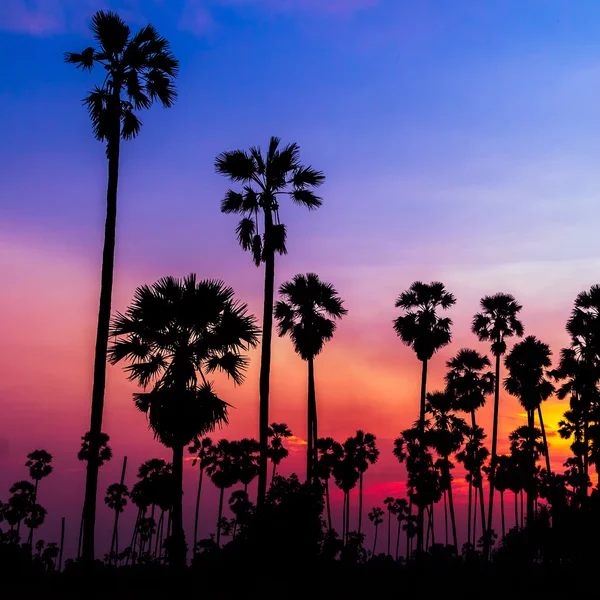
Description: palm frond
289,189,322,210
235,217,256,251
221,190,244,214
143,68,177,108
215,150,257,182
121,104,142,140
205,352,249,385
292,166,325,189
91,10,131,56
64,47,96,71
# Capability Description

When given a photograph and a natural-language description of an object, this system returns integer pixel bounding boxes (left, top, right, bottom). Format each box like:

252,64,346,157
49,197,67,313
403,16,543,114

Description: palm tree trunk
425,506,431,550
155,511,164,560
514,492,518,528
417,358,428,553
257,215,275,510
526,410,535,529
537,406,552,476
58,517,65,572
430,503,435,546
110,510,118,561
77,504,84,559
309,357,319,485
387,510,391,556
82,121,121,564
446,469,459,553
500,491,505,539
373,524,378,556
307,359,314,483
271,460,277,482
467,479,472,545
520,489,524,528
443,489,448,546
216,487,225,547
325,479,332,530
396,518,401,560
342,492,346,542
472,485,478,547
478,476,486,545
358,473,364,534
193,467,204,552
127,507,141,566
486,350,502,556
170,443,186,567
406,498,412,561
346,491,351,543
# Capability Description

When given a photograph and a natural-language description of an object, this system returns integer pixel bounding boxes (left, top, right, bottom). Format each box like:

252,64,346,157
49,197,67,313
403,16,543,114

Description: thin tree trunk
147,504,155,561
109,456,127,564
396,518,401,561
193,467,204,553
425,506,431,550
431,503,435,546
272,460,277,482
346,491,351,543
308,356,319,486
467,479,472,547
514,492,518,529
127,507,141,566
110,511,118,562
170,443,186,567
520,489,524,528
444,489,448,546
472,485,478,547
417,358,428,553
342,492,346,542
257,215,276,511
325,479,332,530
446,470,459,553
406,499,412,561
537,406,552,476
154,511,164,560
486,350,502,557
82,122,121,564
358,474,364,534
307,359,314,483
28,480,39,545
478,474,486,547
387,510,391,555
526,410,535,529
58,517,65,572
500,491,505,539
373,524,378,556
216,487,225,547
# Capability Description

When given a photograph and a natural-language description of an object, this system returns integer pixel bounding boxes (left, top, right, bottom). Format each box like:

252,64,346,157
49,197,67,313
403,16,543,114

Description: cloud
0,0,67,35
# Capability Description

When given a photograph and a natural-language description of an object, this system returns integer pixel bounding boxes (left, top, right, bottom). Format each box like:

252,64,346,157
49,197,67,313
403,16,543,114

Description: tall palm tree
393,281,455,551
188,437,214,552
352,430,379,535
25,450,53,503
275,273,347,482
445,348,494,544
424,390,467,553
267,423,292,481
504,336,554,529
333,437,360,543
65,11,178,562
105,482,129,562
393,498,408,561
108,275,259,566
206,439,241,547
368,506,385,556
317,437,344,531
216,137,325,505
472,293,523,546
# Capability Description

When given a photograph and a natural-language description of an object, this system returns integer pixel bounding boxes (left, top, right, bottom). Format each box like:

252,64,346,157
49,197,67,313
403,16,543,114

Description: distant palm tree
7,481,35,534
65,11,178,562
237,438,260,494
333,437,360,543
352,430,379,535
188,437,214,552
317,437,344,531
24,503,46,546
425,390,467,552
393,281,455,551
504,336,554,529
25,450,53,545
393,498,408,560
217,137,325,505
472,293,523,548
275,273,347,483
368,506,385,556
108,275,259,566
207,439,241,546
267,423,292,481
104,482,128,562
383,497,396,556
493,454,512,538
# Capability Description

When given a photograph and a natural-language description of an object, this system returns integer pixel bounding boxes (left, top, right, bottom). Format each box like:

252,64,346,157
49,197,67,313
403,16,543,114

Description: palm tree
393,498,408,560
393,281,455,551
188,437,214,552
108,275,259,566
267,423,292,481
352,430,379,535
237,438,260,494
333,438,360,543
217,137,325,505
504,336,554,529
7,481,35,534
24,503,46,546
493,455,512,539
472,293,523,547
383,497,397,556
25,450,53,502
65,11,178,562
105,482,128,562
425,390,467,553
368,506,385,556
275,273,347,483
317,437,344,531
206,439,241,546
445,348,494,544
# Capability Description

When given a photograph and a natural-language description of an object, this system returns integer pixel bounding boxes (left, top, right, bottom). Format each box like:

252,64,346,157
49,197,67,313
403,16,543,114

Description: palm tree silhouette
65,12,178,562
393,498,408,561
216,137,325,505
425,390,467,552
108,275,259,566
472,293,523,549
206,439,241,547
445,348,494,545
25,450,53,545
505,335,554,529
7,481,35,535
275,273,347,483
267,423,292,481
393,281,455,551
317,437,344,530
105,481,129,563
188,437,214,552
492,454,512,538
24,503,46,546
352,430,379,535
368,506,385,556
333,437,360,543
383,497,397,556
237,438,260,494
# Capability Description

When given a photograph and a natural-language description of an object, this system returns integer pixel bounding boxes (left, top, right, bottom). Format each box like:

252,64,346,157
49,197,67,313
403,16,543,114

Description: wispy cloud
0,0,67,35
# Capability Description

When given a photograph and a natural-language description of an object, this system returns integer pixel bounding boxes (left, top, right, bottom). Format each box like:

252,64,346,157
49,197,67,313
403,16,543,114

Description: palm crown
25,450,53,481
216,137,325,266
472,293,524,356
394,281,456,362
64,11,178,150
275,273,347,361
108,275,259,448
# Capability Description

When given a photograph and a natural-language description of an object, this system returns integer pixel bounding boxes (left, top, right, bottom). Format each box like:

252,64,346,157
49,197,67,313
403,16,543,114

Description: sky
1,0,600,558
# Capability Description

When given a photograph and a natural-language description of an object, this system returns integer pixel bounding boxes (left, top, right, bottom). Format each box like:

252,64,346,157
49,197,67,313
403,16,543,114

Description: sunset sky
2,0,600,556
